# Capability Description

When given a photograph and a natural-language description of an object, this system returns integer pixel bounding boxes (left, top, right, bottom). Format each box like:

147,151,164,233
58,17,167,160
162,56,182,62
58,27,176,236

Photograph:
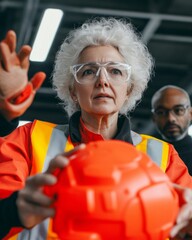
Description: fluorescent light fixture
30,8,63,62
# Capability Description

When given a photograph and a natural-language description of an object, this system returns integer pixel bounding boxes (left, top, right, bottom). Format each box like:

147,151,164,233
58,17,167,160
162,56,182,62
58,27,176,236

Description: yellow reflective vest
10,120,170,240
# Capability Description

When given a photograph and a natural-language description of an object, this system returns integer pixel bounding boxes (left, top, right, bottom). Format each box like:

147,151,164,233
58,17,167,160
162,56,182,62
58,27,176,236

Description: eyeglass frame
151,104,190,117
70,61,132,85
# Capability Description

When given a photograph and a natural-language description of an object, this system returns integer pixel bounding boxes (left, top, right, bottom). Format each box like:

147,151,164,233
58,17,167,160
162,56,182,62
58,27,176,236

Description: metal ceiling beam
153,34,192,43
2,2,192,23
47,6,192,23
17,0,39,49
0,0,23,8
3,0,192,23
142,16,161,43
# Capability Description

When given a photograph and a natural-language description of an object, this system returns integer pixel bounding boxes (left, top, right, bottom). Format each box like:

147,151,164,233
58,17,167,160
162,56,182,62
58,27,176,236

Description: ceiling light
30,8,64,62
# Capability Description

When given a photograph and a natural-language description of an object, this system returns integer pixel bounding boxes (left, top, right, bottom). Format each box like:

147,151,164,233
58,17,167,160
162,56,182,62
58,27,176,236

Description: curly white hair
52,17,154,117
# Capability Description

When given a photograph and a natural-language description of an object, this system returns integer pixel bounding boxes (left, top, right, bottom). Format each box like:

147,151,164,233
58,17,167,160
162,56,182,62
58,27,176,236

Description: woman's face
70,45,130,116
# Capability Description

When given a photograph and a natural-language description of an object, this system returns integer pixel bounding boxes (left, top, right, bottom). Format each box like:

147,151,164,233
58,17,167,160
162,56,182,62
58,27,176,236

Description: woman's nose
95,68,110,87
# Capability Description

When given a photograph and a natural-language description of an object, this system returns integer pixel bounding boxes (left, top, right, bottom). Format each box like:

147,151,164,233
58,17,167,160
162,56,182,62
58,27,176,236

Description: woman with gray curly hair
1,17,192,240
52,17,153,116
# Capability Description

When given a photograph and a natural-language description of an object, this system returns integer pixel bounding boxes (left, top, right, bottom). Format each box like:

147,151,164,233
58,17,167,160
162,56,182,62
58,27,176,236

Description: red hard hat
44,140,179,240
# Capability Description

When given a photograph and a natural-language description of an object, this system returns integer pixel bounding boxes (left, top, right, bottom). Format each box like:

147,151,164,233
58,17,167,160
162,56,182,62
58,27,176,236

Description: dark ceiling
1,0,192,135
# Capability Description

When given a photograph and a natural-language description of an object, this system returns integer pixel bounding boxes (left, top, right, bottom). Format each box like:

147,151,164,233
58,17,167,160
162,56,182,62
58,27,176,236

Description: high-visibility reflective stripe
146,138,163,167
131,130,142,146
31,120,57,175
135,135,148,155
14,121,72,240
134,134,169,172
17,219,49,240
43,126,68,172
141,134,169,172
161,141,169,172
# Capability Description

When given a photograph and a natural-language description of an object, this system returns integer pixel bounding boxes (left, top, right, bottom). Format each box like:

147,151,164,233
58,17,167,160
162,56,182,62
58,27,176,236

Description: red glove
0,30,46,121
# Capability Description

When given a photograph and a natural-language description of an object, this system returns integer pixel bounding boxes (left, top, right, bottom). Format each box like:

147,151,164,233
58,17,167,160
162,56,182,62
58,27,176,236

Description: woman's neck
81,112,119,139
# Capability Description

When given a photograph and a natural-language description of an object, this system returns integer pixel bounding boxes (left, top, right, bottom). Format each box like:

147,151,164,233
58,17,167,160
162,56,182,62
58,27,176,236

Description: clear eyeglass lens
155,106,188,117
73,62,131,84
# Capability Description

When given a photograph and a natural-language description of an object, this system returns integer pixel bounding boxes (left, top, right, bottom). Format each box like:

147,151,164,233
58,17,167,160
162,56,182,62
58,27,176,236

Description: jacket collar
69,111,133,145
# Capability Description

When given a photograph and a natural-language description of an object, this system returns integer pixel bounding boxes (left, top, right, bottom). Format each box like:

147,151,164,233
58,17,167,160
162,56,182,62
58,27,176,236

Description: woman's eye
82,69,95,76
111,68,122,75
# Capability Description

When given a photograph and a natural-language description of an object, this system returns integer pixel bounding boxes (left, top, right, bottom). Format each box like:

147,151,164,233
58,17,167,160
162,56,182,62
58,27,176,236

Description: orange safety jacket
4,119,190,240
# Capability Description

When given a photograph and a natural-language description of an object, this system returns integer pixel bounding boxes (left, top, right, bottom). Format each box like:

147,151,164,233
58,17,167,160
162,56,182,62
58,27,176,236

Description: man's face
152,89,192,142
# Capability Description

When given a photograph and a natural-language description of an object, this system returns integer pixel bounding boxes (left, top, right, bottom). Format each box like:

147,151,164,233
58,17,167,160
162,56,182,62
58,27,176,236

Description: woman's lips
94,93,112,99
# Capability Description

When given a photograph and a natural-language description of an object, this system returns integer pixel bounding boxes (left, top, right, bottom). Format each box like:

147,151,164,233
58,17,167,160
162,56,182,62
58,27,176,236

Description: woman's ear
69,85,78,102
127,83,133,96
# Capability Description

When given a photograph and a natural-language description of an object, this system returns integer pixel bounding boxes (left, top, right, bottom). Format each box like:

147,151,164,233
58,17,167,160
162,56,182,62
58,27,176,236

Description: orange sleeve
0,122,33,198
165,144,192,188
